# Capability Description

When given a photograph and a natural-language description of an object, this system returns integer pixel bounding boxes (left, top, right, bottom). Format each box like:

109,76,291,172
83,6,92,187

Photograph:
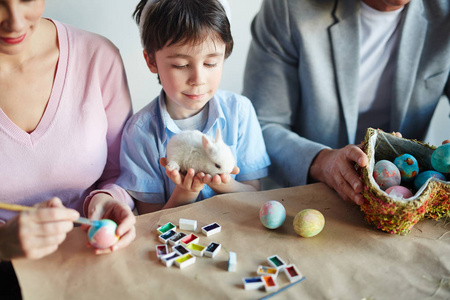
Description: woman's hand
0,197,79,260
87,193,136,254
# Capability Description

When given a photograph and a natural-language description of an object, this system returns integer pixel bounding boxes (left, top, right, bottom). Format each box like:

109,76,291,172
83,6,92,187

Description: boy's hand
199,173,231,186
160,158,204,192
168,168,205,192
199,165,240,190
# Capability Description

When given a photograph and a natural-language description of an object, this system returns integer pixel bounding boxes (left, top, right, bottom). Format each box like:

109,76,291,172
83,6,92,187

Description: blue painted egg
431,143,450,174
88,219,119,249
413,170,446,191
373,160,401,191
394,154,419,182
259,200,286,229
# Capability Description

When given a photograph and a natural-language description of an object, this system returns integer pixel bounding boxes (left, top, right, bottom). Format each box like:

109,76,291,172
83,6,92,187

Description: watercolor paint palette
168,232,187,246
242,255,306,295
158,229,177,244
172,244,190,256
228,251,237,272
285,264,303,283
180,233,199,246
175,253,196,269
160,252,180,267
156,244,169,259
154,220,305,296
257,265,279,278
204,242,221,258
186,243,206,256
157,222,176,235
267,255,286,270
179,218,197,231
242,276,265,290
201,222,221,237
262,275,278,292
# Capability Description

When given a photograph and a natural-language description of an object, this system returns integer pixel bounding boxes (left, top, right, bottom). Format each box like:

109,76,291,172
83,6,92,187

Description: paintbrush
259,276,306,300
0,202,101,226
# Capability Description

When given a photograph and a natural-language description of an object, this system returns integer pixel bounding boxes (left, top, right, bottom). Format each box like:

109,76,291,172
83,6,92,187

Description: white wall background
43,0,263,112
44,0,448,146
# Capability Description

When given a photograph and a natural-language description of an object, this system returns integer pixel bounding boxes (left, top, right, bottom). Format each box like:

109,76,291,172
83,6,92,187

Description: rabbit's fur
166,129,235,175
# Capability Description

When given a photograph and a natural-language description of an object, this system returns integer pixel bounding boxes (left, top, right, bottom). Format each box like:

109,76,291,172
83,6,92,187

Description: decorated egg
394,154,419,182
88,219,119,249
373,160,401,190
259,200,286,229
385,185,413,199
413,170,446,191
293,209,325,238
431,143,450,174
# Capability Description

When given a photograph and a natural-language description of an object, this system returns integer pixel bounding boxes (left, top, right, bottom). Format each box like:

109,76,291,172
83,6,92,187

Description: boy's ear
143,50,158,74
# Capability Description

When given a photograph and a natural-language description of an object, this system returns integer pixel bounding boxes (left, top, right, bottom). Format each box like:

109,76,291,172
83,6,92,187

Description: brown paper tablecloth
13,183,450,299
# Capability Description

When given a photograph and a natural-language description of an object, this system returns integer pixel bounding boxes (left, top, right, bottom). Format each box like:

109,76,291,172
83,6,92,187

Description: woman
0,0,136,297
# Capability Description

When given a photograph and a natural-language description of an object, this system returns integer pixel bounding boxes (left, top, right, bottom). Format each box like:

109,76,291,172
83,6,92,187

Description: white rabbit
166,129,235,175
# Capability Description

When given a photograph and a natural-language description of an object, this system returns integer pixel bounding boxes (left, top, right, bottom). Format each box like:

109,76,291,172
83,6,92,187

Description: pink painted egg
385,185,413,199
259,200,286,229
88,219,119,249
373,160,401,191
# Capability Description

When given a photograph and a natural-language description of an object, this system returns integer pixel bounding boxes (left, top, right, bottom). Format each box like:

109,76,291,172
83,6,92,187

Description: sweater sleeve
83,41,134,215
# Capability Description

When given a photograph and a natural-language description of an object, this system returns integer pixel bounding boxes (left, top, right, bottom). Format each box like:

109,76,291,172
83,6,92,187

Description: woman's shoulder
52,19,120,58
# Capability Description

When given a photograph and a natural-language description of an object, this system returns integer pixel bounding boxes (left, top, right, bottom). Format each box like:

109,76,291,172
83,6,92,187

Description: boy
117,0,270,214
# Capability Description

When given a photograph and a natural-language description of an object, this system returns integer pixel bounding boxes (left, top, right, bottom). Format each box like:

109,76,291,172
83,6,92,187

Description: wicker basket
360,128,450,235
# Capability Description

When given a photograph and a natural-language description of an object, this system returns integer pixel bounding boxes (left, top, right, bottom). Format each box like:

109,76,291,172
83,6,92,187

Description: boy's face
145,37,226,120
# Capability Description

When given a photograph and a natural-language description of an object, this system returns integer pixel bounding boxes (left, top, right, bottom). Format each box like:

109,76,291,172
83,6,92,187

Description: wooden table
13,183,450,299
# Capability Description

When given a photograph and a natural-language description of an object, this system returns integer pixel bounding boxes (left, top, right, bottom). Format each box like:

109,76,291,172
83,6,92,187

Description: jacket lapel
391,1,427,131
329,0,360,144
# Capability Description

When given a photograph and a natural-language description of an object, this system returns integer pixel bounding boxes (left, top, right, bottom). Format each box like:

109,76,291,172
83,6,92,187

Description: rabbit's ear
215,128,222,143
202,134,213,152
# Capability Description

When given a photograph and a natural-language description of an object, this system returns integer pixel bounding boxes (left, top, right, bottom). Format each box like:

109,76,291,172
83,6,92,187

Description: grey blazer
243,0,450,187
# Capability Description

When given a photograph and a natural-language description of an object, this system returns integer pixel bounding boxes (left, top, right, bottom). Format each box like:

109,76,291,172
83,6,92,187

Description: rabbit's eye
215,163,221,169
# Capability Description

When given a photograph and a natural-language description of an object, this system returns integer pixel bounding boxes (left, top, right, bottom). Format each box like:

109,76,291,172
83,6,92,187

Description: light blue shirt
117,89,270,204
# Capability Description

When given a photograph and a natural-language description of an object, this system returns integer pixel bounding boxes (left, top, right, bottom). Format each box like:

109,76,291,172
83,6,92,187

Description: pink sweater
0,20,133,222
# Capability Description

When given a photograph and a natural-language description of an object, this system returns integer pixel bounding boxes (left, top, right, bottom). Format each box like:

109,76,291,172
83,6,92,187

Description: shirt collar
157,89,228,143
203,93,227,134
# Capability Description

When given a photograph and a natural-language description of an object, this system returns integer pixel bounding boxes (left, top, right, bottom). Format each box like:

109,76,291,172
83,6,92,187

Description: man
243,0,449,205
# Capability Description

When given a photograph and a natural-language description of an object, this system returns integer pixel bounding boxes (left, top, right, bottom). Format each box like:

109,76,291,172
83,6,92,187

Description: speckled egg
373,160,401,190
293,209,325,238
394,154,419,182
88,219,119,249
259,200,286,229
413,170,446,191
385,185,414,199
431,143,450,174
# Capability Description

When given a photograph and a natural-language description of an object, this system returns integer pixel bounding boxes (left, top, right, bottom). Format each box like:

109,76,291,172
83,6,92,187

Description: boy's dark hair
134,0,233,59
